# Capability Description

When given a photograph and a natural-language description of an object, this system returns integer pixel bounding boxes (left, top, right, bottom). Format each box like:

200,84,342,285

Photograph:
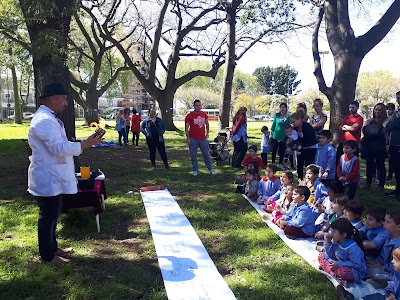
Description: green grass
0,120,398,300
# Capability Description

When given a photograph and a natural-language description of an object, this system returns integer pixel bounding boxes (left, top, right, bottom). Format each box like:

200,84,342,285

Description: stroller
209,128,230,166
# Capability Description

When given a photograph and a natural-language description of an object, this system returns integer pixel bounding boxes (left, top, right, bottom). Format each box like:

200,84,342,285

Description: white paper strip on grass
141,188,236,300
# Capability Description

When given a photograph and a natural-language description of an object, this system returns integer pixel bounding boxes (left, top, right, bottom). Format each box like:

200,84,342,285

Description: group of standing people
115,107,141,147
231,99,328,182
231,94,400,201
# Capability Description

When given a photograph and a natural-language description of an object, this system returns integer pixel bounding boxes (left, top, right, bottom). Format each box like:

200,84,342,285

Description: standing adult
309,98,328,140
336,101,364,161
141,108,169,170
185,99,217,176
115,109,127,146
385,91,400,199
131,108,141,148
386,103,396,182
290,112,318,181
231,106,248,168
361,103,387,191
297,102,309,122
28,82,102,265
270,102,291,169
123,107,131,144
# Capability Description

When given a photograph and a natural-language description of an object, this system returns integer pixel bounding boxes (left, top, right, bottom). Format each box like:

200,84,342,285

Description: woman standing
290,112,317,180
115,109,127,146
361,103,387,191
231,106,248,168
141,108,169,170
131,108,141,148
271,103,291,169
309,98,328,140
296,102,309,122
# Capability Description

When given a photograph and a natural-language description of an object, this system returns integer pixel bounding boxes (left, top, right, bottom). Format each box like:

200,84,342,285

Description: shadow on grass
0,245,165,300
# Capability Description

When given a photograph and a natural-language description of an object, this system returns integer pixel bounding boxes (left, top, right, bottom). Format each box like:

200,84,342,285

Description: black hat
39,82,70,99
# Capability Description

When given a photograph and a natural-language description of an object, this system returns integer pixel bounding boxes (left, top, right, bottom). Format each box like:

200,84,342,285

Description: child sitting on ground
360,246,400,300
315,194,349,239
364,210,400,289
243,169,258,201
318,218,366,287
315,180,345,232
276,185,317,239
260,126,272,166
283,124,301,169
302,164,328,212
343,201,365,230
235,160,260,192
235,145,264,183
264,183,295,224
314,130,336,188
256,164,281,205
359,207,389,259
263,171,294,213
337,140,360,200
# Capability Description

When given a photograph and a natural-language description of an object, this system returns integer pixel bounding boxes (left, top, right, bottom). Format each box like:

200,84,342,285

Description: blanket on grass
242,194,384,299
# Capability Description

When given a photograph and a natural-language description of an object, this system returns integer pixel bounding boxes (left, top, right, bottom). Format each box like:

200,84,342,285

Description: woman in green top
271,102,291,168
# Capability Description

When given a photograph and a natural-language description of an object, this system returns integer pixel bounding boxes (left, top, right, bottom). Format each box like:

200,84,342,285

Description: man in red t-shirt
336,100,364,161
185,99,216,176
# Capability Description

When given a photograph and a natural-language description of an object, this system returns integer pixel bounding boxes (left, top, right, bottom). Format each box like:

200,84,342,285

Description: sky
236,3,400,92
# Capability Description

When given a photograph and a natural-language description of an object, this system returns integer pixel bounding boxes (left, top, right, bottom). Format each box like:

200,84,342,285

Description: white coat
28,105,82,196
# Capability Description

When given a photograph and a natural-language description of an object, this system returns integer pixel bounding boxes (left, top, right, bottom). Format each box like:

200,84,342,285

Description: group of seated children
235,132,400,299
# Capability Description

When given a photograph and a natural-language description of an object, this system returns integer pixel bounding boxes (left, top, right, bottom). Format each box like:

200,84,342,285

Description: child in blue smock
263,171,294,213
344,201,365,230
360,207,390,259
360,246,400,300
276,185,317,239
314,130,336,188
318,218,366,286
256,164,281,205
364,210,400,289
302,164,328,214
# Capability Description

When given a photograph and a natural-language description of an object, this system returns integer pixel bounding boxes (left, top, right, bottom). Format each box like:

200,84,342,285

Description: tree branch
312,8,331,97
357,0,400,55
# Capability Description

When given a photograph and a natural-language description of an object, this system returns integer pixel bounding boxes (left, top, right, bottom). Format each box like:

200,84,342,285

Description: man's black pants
36,195,63,261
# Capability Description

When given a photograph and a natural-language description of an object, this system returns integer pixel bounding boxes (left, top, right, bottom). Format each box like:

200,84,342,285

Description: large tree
14,0,77,138
218,0,307,129
68,9,131,125
83,0,226,130
312,0,400,143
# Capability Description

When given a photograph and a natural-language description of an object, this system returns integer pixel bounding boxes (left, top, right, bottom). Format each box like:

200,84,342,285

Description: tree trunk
219,2,237,130
20,0,76,139
158,90,177,131
328,53,362,143
83,91,100,126
11,65,22,124
84,109,99,126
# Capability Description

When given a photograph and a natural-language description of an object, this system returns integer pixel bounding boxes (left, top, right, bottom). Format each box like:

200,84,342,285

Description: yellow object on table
80,166,91,179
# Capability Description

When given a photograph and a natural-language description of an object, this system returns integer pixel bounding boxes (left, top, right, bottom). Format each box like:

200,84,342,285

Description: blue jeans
118,128,127,146
189,138,212,172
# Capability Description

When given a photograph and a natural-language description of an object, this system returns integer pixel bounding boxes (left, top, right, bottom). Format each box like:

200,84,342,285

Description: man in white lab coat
28,82,101,264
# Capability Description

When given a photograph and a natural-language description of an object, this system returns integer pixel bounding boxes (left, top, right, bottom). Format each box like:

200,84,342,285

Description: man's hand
322,171,329,178
187,137,190,145
81,134,102,149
